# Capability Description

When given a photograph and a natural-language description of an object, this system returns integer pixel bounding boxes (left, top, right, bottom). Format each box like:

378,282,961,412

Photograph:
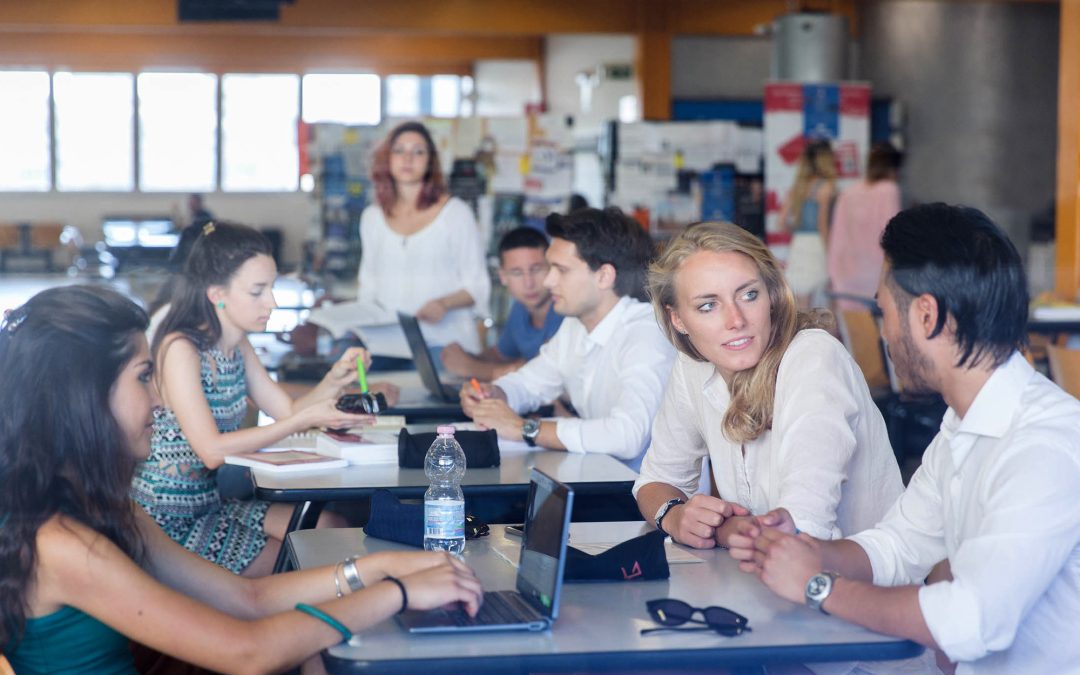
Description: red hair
370,121,447,216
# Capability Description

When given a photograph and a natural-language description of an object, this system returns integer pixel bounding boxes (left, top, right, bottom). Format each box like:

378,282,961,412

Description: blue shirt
497,301,562,360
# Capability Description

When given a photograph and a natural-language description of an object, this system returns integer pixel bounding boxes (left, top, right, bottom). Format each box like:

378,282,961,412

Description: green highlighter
356,355,368,394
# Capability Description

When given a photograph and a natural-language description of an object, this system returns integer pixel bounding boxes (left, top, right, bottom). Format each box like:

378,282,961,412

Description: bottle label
424,500,465,539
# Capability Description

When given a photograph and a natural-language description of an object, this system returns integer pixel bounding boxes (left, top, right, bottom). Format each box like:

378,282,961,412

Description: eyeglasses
641,599,751,637
464,514,489,539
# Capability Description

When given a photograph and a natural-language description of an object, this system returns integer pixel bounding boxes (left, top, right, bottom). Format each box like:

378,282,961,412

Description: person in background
132,223,372,578
461,208,675,470
441,227,562,380
828,142,903,312
188,193,214,229
634,222,902,551
777,139,837,309
359,121,491,358
737,204,1080,673
0,285,482,674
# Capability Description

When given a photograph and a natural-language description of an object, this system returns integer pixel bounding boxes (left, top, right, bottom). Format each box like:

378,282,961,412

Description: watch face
807,576,827,597
523,419,539,435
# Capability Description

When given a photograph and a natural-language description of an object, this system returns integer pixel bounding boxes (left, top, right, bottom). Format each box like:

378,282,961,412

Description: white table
259,451,640,572
289,522,923,674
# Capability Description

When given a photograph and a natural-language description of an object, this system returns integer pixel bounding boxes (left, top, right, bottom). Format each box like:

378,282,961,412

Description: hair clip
1,307,27,335
202,222,216,236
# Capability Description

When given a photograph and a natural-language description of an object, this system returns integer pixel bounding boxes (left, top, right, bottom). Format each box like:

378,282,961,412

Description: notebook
397,469,574,633
397,312,462,403
224,449,348,474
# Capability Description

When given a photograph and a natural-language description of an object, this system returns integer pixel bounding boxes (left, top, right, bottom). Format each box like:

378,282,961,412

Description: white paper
306,301,397,339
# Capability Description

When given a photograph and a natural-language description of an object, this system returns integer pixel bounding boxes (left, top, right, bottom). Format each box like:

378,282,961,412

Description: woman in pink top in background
827,142,903,311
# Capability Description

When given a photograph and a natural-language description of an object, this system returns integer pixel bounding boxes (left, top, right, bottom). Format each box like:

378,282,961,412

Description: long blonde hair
785,140,836,227
648,222,830,443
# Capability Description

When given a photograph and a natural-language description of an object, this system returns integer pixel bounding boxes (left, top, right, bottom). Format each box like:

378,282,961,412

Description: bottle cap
436,425,456,435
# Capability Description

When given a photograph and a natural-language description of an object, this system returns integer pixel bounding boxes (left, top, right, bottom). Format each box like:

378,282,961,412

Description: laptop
397,469,575,633
397,312,461,403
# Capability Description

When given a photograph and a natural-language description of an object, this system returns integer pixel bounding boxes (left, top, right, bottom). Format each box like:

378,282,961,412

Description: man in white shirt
460,208,675,469
732,203,1080,673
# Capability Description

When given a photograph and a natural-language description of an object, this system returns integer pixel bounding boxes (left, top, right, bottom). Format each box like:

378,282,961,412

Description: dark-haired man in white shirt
734,203,1080,673
460,208,674,470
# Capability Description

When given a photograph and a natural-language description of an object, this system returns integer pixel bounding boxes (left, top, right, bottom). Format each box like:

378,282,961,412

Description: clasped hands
669,497,825,605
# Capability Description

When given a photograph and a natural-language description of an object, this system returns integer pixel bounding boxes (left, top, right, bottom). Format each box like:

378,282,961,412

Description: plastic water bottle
424,425,466,554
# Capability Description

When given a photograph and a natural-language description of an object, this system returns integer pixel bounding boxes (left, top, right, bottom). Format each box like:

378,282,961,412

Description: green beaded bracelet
295,603,352,642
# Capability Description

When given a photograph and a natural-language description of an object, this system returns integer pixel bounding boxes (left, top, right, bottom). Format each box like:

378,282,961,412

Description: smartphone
336,392,387,415
505,524,525,537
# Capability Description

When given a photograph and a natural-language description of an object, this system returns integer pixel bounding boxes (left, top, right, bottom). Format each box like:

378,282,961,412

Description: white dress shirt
495,296,675,470
849,352,1080,673
634,329,903,539
358,197,491,352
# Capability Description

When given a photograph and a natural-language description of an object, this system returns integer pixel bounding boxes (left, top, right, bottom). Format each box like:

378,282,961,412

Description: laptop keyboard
448,590,537,626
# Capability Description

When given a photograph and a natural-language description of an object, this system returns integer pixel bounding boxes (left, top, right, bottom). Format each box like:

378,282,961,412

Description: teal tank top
5,605,136,674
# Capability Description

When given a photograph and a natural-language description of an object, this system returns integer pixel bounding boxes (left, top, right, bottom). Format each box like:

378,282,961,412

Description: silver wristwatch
522,418,541,447
653,498,685,535
805,571,840,614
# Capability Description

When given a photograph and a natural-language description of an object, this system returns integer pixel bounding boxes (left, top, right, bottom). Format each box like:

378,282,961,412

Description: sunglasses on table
641,599,751,637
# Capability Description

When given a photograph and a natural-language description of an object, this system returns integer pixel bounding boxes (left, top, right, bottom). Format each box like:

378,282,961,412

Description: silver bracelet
333,562,344,598
342,556,364,592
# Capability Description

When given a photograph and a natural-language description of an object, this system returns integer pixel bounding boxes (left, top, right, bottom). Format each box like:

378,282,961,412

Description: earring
216,301,225,310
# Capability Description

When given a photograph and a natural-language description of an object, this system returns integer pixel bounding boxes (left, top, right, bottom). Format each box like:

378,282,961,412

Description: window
0,71,51,191
54,72,134,191
385,75,421,118
385,74,467,119
431,75,462,118
138,72,218,192
221,73,299,191
302,73,380,125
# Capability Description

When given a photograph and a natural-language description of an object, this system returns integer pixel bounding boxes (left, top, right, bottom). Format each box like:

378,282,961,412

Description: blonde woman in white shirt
359,121,490,353
634,221,903,551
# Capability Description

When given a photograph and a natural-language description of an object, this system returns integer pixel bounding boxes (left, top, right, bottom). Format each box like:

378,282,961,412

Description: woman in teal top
1,286,482,673
777,139,836,309
131,222,372,576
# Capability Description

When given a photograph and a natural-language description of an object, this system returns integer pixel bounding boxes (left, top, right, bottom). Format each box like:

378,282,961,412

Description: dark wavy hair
151,222,273,364
880,203,1029,369
545,207,655,301
370,121,447,216
0,285,148,647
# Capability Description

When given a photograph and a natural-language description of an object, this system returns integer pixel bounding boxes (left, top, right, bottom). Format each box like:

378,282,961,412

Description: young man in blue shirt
441,227,562,380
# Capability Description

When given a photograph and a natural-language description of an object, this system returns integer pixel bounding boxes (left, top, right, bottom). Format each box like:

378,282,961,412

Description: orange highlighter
469,378,486,399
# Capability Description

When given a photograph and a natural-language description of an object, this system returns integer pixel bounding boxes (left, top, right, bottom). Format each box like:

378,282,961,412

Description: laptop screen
396,312,451,399
517,470,573,620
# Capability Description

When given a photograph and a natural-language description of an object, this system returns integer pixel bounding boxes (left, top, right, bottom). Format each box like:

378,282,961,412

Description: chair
1047,345,1080,399
28,221,64,271
0,222,20,272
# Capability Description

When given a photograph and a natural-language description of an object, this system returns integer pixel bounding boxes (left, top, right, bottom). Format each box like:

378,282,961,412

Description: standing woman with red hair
359,121,490,357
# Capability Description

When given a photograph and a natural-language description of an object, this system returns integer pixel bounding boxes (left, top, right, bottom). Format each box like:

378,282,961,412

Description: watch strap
654,498,685,535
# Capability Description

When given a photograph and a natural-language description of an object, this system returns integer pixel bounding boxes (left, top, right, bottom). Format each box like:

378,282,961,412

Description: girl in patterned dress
133,222,373,577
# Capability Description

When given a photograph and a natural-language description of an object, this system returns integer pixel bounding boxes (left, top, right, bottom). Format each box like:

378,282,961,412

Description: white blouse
358,197,491,352
633,329,903,540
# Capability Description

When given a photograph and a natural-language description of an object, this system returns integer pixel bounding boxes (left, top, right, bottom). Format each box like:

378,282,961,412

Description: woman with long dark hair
0,285,481,674
133,222,372,577
359,121,490,355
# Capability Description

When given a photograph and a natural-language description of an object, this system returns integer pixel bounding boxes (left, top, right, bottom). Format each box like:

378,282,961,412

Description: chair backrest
837,309,892,392
29,222,64,249
1046,345,1080,399
0,223,19,250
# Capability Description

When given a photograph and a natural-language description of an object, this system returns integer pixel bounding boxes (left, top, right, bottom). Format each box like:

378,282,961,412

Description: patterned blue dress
131,346,269,573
